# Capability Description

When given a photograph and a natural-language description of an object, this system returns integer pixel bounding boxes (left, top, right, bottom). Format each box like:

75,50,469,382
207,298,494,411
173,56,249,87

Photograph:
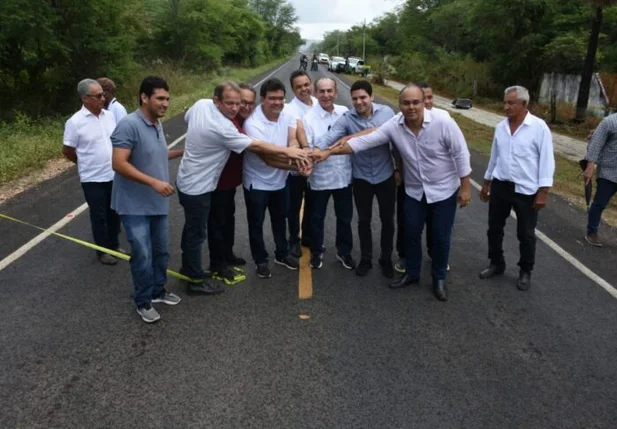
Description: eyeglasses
241,100,256,107
86,92,105,99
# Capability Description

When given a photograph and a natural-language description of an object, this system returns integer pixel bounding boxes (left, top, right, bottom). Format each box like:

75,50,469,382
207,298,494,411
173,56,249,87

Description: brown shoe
585,233,603,247
98,253,118,265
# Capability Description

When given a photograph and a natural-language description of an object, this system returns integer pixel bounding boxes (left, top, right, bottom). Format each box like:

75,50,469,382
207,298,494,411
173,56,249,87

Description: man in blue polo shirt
313,80,396,278
111,76,184,323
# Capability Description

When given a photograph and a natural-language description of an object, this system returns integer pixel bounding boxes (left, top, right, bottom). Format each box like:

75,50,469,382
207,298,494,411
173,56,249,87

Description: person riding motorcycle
300,53,308,71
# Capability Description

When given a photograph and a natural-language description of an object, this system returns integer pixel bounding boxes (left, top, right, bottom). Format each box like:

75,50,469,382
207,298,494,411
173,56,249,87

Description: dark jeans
353,176,395,262
287,175,312,246
487,179,538,272
310,185,353,256
404,190,458,280
396,184,405,258
178,189,212,278
244,185,289,264
81,181,120,256
587,178,617,234
121,215,169,308
208,188,237,270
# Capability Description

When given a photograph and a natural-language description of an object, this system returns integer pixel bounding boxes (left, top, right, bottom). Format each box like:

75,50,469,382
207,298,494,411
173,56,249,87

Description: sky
289,0,405,42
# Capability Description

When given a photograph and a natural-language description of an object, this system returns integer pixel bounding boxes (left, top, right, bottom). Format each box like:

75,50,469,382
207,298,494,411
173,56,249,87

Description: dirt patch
0,158,73,205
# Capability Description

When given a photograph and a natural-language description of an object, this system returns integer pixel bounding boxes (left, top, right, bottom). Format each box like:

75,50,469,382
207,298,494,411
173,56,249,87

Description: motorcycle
300,58,308,71
311,58,318,71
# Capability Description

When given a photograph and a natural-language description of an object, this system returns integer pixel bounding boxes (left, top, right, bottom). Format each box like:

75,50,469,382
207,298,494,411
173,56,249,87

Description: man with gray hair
479,85,555,291
62,78,120,265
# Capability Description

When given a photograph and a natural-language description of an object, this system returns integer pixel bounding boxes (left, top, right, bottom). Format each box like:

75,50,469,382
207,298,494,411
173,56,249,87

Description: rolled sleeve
446,120,472,177
586,119,609,163
538,124,555,187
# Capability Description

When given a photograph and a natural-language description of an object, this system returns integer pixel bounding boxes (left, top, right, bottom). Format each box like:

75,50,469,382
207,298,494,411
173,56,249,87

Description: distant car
318,53,330,65
354,60,369,76
328,56,345,72
452,98,473,109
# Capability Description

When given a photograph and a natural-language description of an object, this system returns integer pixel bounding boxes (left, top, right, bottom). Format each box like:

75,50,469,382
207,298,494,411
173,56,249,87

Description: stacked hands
285,137,350,178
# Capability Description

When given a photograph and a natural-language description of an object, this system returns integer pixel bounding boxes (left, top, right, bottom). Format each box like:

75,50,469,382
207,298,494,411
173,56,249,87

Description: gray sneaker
585,233,603,247
98,253,118,265
136,303,160,323
151,291,181,306
394,258,406,274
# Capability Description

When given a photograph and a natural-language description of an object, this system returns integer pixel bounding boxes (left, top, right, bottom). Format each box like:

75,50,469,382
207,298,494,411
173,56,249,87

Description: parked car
328,56,345,72
354,60,370,76
318,53,330,65
451,98,473,109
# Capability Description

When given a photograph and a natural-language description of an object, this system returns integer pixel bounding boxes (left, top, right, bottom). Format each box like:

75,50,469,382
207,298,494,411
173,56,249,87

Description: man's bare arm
62,146,78,164
168,148,184,159
112,148,175,197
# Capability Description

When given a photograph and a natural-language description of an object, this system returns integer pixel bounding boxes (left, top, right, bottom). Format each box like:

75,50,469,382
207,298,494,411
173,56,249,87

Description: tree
575,0,617,121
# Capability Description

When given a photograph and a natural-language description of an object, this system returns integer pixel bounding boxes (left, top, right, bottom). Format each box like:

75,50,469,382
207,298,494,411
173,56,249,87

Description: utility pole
337,32,340,56
362,19,366,60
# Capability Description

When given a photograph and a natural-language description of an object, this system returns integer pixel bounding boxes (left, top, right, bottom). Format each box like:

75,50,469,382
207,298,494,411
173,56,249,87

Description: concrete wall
539,73,607,117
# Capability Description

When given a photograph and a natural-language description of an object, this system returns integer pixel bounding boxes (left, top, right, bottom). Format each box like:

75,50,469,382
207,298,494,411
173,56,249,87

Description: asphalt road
1,58,617,428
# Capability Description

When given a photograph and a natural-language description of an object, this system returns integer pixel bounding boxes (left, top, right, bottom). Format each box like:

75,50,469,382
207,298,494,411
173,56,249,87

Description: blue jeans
310,185,353,256
81,181,120,256
404,191,458,280
243,185,289,264
178,189,212,278
587,178,617,234
121,215,169,308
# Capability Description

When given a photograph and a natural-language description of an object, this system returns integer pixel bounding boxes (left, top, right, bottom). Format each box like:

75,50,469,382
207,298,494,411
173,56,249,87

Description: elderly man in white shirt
313,84,472,302
177,80,310,289
285,70,318,258
62,78,120,265
243,78,303,279
303,77,356,271
97,77,128,124
479,85,555,291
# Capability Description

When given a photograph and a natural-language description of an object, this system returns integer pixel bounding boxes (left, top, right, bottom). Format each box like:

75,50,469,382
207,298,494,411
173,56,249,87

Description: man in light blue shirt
479,85,555,291
314,80,396,278
312,84,472,302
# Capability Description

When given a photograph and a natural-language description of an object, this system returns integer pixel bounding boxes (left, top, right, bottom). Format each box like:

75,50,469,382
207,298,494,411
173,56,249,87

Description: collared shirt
304,103,350,190
108,98,128,124
63,106,116,183
243,104,296,191
284,96,317,177
484,112,555,195
586,112,617,183
430,107,452,120
216,117,245,190
348,109,471,203
315,102,395,185
177,99,253,195
110,109,170,215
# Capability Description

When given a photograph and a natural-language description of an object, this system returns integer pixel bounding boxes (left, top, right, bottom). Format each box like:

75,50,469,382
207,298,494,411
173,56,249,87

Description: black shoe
256,263,272,278
179,270,212,282
389,274,419,289
516,271,531,291
337,253,357,270
227,254,246,266
478,264,505,279
310,253,323,269
355,259,372,276
289,242,303,258
433,279,448,301
187,280,225,295
379,259,394,279
275,255,299,270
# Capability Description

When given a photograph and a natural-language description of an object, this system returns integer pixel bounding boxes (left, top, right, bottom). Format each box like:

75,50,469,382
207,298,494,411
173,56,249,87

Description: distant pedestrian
111,76,184,323
97,77,128,124
62,78,120,266
582,113,617,247
479,85,555,291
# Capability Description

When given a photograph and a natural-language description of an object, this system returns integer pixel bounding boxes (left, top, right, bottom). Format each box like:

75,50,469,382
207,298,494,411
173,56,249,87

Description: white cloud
289,0,404,41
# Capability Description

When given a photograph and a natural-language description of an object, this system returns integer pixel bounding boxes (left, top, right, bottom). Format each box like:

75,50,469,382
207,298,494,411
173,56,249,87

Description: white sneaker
151,291,181,306
394,258,406,274
136,303,161,323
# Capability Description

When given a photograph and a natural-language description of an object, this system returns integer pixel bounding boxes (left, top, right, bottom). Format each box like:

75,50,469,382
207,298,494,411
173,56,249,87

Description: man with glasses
312,84,472,302
63,78,121,265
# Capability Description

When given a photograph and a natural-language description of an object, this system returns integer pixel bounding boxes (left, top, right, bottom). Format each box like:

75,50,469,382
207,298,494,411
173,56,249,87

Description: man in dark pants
313,84,472,302
313,80,396,277
479,85,555,291
62,78,121,266
582,112,617,247
207,83,256,281
285,70,318,257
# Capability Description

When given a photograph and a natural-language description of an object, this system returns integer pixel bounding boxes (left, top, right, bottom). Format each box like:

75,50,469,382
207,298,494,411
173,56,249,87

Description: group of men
63,68,558,324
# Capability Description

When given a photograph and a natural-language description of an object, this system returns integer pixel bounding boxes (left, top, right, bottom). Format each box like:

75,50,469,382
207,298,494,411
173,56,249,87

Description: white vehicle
318,53,330,64
347,57,362,68
328,56,345,71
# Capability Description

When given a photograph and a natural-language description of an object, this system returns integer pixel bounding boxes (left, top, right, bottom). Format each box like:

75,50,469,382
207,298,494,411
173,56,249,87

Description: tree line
0,0,303,121
313,0,617,118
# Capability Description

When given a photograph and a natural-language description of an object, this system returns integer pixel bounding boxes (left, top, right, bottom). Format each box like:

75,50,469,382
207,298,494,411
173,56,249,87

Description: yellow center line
298,198,313,300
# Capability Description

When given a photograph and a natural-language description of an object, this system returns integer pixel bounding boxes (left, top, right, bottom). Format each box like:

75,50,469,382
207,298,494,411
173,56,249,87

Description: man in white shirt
244,78,303,278
62,78,120,265
177,80,309,288
312,84,472,302
479,85,555,291
285,70,318,258
303,77,356,271
97,77,128,124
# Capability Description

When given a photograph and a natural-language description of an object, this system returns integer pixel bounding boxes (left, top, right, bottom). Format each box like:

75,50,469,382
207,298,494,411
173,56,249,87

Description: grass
0,59,285,186
343,77,617,226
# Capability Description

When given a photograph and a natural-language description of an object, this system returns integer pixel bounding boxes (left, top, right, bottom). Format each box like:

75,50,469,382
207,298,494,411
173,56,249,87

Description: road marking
0,59,292,272
470,179,617,299
297,198,313,300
